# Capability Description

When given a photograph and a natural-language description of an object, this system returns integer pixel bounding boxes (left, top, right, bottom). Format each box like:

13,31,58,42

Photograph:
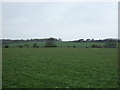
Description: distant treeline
1,37,62,45
1,37,119,45
72,38,119,42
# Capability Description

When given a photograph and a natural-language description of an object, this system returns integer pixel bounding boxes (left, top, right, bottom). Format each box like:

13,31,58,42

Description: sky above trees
2,2,118,41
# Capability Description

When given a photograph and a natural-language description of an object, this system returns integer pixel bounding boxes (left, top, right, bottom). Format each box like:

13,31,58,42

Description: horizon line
1,37,119,41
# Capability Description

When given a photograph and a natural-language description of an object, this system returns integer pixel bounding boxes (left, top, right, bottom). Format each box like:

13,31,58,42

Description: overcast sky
2,2,118,41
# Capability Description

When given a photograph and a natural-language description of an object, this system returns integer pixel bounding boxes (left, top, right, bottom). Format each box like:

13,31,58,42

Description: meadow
2,48,118,88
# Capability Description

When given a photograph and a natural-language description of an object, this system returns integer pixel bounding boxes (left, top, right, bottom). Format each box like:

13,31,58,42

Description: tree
86,39,90,42
45,40,57,47
18,45,22,48
78,39,84,42
104,39,117,48
4,45,9,48
33,43,39,48
58,38,62,41
73,46,76,48
24,43,29,48
92,44,102,48
91,39,94,42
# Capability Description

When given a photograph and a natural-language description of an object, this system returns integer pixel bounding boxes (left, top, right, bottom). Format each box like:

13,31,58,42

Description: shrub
73,46,76,48
33,43,39,48
24,43,29,48
92,44,102,48
18,45,22,48
45,41,57,47
104,40,117,48
4,45,9,48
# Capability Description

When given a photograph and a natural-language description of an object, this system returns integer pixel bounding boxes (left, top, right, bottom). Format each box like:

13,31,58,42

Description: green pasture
2,48,118,88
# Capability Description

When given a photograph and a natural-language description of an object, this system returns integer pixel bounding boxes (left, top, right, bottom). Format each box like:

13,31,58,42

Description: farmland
2,48,118,88
2,1,119,88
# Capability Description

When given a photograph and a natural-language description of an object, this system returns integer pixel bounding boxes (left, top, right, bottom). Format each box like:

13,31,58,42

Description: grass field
2,48,118,88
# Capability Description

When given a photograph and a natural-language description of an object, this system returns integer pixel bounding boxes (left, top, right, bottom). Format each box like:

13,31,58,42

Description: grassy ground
2,48,118,88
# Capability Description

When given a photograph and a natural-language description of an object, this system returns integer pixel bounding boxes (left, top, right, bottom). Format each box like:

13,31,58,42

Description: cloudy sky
2,2,118,41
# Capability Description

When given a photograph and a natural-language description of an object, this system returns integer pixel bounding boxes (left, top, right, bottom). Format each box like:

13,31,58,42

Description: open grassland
2,48,118,88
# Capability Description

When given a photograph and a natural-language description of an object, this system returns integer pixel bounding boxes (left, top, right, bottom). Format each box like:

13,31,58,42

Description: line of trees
72,38,119,43
3,41,117,48
2,38,119,48
2,38,119,45
2,37,62,45
91,39,117,48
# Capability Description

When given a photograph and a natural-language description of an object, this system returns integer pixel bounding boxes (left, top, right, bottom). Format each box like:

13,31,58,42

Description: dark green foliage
33,43,39,48
45,41,57,47
18,45,23,48
23,43,29,48
73,46,76,48
3,41,118,48
92,44,102,48
4,45,9,48
104,39,117,48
